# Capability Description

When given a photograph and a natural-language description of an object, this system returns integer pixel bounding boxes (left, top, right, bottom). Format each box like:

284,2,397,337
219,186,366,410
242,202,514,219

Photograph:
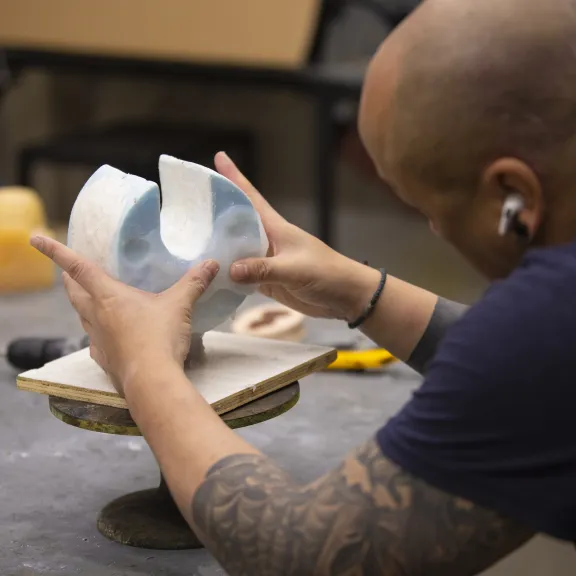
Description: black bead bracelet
347,267,387,330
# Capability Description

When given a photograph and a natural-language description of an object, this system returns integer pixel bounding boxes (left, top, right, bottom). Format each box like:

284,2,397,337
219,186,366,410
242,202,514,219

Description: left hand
30,235,219,394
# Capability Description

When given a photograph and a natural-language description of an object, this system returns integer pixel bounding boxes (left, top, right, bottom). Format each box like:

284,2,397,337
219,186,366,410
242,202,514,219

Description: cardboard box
0,0,321,69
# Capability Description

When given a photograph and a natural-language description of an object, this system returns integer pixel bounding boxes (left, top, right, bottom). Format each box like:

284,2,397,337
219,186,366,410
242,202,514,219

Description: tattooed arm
127,363,532,576
192,439,533,576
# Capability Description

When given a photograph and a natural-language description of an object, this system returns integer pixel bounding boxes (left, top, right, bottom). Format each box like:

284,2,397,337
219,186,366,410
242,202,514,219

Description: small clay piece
250,309,290,329
231,303,306,342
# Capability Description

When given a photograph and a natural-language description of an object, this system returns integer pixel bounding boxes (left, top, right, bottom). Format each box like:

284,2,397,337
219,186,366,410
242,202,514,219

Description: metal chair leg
315,98,338,248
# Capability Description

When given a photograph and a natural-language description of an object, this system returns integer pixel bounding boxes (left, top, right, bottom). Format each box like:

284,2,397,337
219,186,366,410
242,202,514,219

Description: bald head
359,0,576,278
361,0,576,193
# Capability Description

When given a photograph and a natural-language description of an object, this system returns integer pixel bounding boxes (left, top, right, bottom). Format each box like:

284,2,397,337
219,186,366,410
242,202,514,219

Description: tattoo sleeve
192,439,533,576
407,297,470,374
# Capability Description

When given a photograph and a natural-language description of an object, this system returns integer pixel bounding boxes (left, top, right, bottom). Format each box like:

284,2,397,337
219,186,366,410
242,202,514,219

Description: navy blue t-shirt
378,241,576,541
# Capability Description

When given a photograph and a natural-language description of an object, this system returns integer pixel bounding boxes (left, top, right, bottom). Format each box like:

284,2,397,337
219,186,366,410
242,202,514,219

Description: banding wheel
48,383,300,550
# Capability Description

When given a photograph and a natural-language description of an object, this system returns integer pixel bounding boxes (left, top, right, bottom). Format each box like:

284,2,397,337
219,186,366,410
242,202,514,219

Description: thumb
230,257,283,284
168,260,220,303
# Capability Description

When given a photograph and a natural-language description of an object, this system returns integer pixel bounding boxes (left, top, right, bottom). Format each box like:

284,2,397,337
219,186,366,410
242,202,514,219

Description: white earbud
498,194,526,237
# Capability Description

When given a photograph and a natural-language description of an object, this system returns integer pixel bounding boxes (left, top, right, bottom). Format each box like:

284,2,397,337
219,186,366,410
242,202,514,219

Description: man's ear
481,158,544,240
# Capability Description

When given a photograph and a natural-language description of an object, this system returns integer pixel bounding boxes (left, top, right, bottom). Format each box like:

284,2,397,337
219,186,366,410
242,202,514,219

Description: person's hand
30,235,219,394
215,152,380,322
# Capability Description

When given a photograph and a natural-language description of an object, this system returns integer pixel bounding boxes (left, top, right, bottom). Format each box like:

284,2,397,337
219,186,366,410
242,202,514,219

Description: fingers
167,260,220,303
62,273,95,341
31,236,114,298
62,272,93,320
230,257,281,284
214,152,284,225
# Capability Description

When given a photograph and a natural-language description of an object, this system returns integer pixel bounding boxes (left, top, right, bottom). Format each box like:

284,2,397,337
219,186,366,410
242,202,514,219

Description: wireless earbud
498,194,529,238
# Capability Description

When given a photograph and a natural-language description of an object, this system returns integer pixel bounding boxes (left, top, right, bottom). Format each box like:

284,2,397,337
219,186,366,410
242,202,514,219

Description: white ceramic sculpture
68,155,268,361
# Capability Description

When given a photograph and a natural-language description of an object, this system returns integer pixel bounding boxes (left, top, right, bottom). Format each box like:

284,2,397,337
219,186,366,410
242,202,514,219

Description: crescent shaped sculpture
68,154,268,360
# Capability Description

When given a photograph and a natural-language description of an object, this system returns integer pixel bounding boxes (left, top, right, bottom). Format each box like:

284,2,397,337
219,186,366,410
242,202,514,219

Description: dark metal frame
309,0,401,64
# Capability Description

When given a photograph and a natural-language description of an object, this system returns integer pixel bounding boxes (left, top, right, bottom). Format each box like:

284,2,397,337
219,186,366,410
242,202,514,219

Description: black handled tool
2,336,89,371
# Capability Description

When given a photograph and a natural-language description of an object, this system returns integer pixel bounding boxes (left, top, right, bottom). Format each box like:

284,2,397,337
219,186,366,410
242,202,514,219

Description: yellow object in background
0,187,55,293
327,348,396,371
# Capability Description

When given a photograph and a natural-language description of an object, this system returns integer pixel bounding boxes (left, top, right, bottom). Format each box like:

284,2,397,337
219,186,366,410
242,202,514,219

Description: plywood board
17,331,336,413
0,0,321,69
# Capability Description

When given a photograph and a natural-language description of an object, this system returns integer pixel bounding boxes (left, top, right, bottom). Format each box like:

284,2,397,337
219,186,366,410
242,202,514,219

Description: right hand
215,152,380,322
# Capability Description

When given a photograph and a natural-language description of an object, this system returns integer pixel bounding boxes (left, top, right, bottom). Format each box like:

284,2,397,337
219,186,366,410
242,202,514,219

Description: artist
30,0,576,573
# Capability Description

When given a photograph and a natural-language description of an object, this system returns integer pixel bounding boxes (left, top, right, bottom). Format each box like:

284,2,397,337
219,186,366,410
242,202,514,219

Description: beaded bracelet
347,267,388,330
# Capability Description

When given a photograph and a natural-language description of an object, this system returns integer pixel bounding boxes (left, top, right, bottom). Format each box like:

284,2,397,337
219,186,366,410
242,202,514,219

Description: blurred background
0,0,485,303
3,2,570,575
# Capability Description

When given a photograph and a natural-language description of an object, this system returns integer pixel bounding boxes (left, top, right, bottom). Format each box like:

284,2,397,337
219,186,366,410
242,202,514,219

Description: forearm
127,371,388,574
124,362,259,517
126,365,530,576
349,265,468,368
357,272,438,360
192,439,532,576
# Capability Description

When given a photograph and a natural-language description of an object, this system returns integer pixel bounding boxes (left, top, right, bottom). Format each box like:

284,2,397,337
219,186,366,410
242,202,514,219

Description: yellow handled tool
327,348,396,371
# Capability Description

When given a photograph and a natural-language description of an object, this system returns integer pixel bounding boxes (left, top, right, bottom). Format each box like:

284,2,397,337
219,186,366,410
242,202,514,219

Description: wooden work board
17,331,336,414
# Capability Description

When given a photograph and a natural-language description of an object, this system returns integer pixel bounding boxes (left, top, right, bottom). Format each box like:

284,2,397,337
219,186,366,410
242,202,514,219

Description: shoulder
435,242,576,384
466,242,576,325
